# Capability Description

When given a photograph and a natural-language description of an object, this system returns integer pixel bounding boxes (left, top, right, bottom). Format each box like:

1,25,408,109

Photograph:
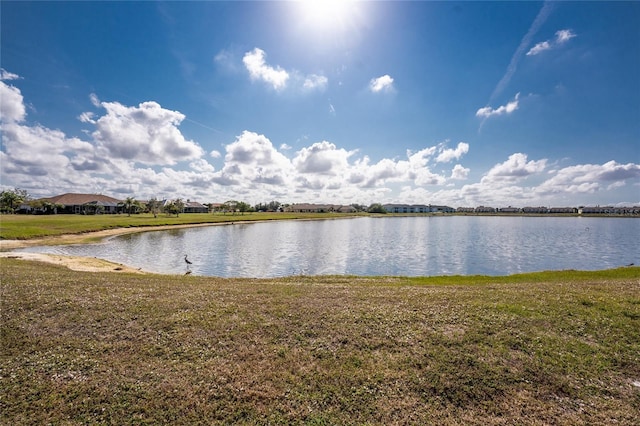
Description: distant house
336,205,357,213
549,207,578,214
457,207,475,213
522,206,548,214
498,206,520,213
285,203,356,213
383,204,426,213
183,201,208,213
40,193,122,214
208,203,224,213
383,204,454,213
475,206,496,213
429,205,455,213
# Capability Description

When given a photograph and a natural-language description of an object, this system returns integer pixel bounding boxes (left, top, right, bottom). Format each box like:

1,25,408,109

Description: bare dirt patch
0,252,145,273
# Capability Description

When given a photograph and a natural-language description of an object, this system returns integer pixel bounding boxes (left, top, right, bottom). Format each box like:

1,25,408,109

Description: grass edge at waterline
0,212,363,241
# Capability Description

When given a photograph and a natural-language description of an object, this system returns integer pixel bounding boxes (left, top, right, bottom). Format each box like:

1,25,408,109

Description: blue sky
1,1,639,207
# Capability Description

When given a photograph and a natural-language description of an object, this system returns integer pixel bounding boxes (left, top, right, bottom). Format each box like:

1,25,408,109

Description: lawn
0,212,359,240
1,260,639,424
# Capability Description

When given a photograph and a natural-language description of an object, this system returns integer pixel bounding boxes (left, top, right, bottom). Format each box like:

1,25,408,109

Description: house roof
185,201,206,208
43,193,122,206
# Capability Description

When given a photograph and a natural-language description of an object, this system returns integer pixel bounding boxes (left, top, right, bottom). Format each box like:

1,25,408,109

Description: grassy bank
1,260,639,424
0,212,359,240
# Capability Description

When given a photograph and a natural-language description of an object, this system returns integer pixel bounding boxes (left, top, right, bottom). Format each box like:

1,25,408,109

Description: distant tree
123,197,136,216
173,198,185,217
255,200,281,212
147,197,161,218
0,188,29,213
368,203,387,214
163,201,176,216
236,201,252,215
223,200,238,215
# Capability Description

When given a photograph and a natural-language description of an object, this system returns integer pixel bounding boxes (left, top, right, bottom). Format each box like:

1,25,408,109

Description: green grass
0,212,360,240
1,261,639,424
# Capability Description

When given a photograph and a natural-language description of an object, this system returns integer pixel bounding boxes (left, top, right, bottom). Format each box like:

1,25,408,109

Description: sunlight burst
297,0,355,31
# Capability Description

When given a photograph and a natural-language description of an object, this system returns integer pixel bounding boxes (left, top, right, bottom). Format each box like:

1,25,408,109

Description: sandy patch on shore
0,251,145,273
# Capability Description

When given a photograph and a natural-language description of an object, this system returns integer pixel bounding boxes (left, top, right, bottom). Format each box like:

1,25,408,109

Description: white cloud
78,111,95,124
527,29,576,56
483,153,547,182
90,100,204,165
0,69,20,81
476,93,520,119
241,48,329,93
219,131,294,187
536,161,640,195
526,41,552,56
2,76,638,206
0,80,26,123
450,164,470,180
89,93,101,107
293,141,353,175
436,142,469,163
242,48,289,90
369,75,394,93
555,29,576,44
303,74,328,91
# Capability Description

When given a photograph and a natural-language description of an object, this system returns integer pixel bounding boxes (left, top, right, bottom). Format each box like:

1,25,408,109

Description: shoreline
1,216,637,275
0,222,231,274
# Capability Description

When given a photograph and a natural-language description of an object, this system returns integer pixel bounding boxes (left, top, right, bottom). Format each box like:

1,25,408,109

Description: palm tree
124,197,135,216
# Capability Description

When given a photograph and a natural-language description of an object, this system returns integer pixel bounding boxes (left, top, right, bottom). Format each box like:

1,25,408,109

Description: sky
1,1,639,207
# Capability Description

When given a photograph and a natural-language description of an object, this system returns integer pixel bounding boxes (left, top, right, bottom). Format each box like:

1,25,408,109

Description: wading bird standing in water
184,254,192,272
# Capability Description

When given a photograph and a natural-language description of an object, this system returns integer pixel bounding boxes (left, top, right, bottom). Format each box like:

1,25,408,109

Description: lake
19,216,639,277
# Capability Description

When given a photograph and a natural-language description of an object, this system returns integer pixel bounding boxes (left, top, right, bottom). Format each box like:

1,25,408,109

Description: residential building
183,201,208,213
40,193,121,214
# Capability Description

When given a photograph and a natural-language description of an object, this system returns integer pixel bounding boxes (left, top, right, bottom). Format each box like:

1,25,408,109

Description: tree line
0,188,389,216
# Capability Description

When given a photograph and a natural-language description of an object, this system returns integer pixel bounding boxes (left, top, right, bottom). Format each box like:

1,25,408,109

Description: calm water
19,216,639,277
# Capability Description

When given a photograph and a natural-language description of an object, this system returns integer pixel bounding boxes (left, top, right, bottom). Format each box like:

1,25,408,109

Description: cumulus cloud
527,29,576,56
2,74,638,206
0,80,26,123
450,164,470,180
294,141,353,175
89,100,204,165
481,153,547,185
476,93,520,119
369,75,394,93
217,131,294,187
536,161,640,195
436,142,469,163
243,48,290,90
241,47,329,93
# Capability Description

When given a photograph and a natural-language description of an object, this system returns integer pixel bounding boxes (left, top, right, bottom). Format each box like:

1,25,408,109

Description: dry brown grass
2,259,639,424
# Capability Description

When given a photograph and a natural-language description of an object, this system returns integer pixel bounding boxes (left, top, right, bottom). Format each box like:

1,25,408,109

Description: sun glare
297,0,356,31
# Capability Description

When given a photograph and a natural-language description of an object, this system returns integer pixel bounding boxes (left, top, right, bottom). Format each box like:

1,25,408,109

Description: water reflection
18,216,639,277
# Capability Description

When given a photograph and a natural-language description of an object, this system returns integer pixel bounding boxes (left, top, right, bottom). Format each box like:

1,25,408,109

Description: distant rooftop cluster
8,192,640,216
